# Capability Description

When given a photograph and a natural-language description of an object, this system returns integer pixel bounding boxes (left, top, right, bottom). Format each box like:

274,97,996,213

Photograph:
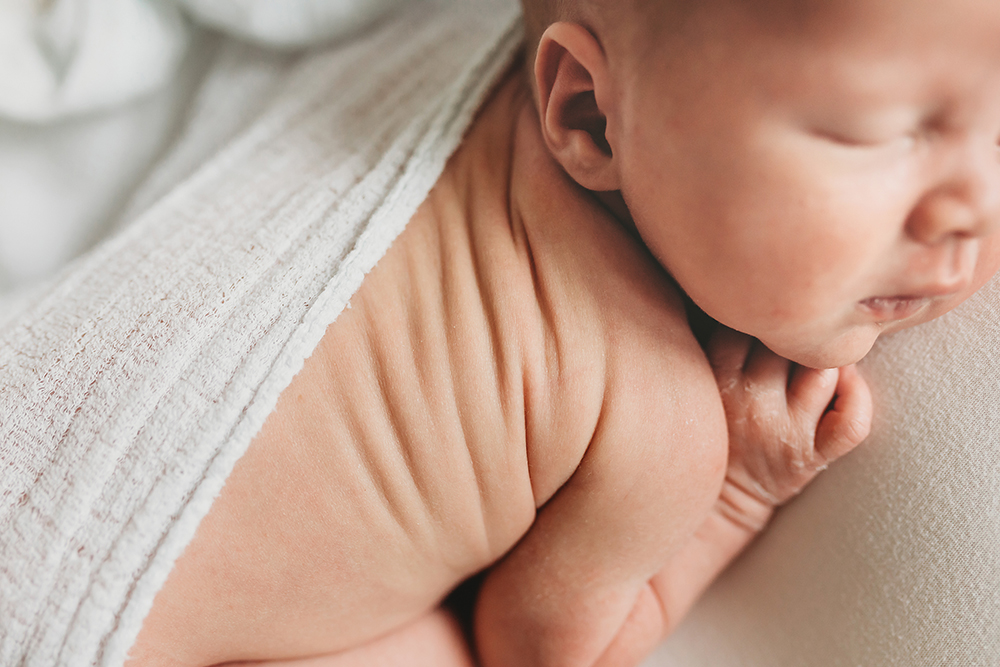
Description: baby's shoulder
419,71,725,501
539,203,720,433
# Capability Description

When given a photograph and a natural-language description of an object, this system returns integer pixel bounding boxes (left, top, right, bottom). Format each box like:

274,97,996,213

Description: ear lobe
534,22,621,192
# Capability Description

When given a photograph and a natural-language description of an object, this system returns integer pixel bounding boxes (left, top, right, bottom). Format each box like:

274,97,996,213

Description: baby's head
520,0,1000,368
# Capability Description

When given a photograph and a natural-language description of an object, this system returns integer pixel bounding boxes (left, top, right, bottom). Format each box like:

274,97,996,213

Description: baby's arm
473,305,732,667
388,329,871,667
598,327,873,665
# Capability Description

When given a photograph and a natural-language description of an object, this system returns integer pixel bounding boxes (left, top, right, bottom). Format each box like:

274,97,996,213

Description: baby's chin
762,328,880,370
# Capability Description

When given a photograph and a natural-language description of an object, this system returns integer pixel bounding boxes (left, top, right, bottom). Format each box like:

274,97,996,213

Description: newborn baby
128,0,1000,665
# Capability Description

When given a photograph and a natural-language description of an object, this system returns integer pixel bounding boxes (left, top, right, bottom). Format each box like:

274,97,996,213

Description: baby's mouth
859,296,933,322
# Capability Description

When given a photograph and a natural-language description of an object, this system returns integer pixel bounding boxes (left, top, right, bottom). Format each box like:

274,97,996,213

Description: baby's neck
479,69,641,259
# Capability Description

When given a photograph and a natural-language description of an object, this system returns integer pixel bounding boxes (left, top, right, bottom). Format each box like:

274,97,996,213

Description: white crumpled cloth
0,0,410,123
0,0,413,292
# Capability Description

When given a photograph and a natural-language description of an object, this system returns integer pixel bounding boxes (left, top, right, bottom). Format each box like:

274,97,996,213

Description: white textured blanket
0,1,522,664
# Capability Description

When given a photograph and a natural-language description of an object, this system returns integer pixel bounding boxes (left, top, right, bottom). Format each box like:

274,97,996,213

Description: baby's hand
608,326,875,656
706,327,873,530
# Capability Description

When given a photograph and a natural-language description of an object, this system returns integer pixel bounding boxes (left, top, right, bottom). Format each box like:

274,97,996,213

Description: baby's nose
905,138,1000,245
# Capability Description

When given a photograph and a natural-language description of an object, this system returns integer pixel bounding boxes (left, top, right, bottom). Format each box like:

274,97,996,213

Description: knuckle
840,415,872,445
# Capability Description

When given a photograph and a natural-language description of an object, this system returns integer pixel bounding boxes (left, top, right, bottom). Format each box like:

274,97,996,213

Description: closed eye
810,126,918,150
804,106,926,150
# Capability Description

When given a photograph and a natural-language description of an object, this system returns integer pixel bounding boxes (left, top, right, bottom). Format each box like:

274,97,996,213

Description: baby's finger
706,327,753,389
814,365,873,464
787,365,839,423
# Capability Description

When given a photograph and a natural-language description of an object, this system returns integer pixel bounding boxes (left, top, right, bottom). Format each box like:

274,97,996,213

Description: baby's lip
859,296,933,322
869,274,971,303
858,283,962,322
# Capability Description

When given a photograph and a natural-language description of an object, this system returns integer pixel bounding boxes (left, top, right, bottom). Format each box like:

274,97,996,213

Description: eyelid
810,126,920,149
805,106,930,149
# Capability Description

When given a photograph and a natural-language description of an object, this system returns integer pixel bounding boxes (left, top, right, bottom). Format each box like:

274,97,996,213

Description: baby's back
129,70,727,667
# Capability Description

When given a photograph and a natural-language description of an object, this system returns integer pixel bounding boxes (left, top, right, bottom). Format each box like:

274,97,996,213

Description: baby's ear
534,22,621,192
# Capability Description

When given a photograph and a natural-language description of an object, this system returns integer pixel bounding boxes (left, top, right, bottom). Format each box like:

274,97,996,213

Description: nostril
908,136,1000,243
905,192,980,245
